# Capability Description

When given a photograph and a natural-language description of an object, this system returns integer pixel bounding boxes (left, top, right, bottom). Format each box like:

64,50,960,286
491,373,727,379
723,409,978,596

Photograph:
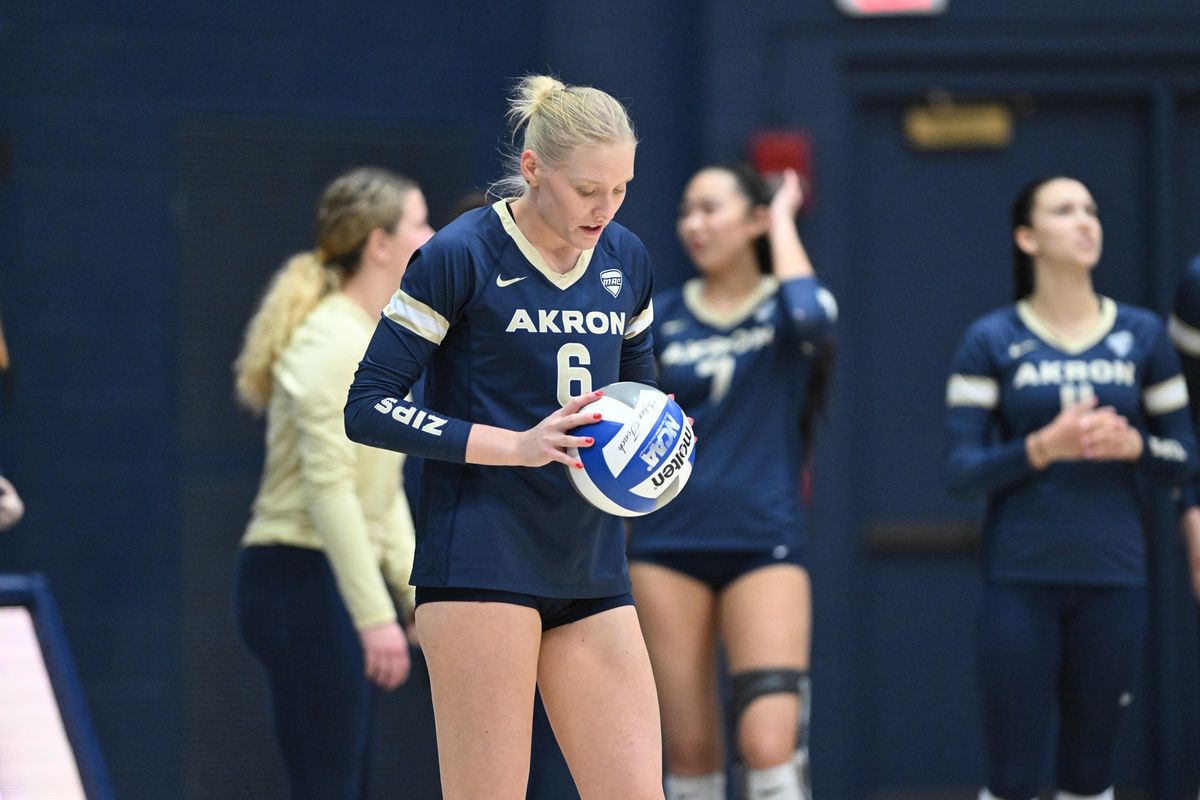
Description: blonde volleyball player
345,75,665,799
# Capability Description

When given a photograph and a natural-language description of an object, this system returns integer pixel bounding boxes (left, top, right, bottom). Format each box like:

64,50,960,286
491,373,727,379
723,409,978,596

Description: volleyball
566,382,696,517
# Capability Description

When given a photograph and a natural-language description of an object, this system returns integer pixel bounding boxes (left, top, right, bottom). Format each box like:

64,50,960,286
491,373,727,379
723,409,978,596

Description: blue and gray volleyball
566,382,696,517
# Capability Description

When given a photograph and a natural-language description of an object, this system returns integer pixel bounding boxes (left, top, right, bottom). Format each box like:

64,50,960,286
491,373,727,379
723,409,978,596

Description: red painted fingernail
575,461,583,469
595,390,604,397
593,413,602,420
585,437,594,445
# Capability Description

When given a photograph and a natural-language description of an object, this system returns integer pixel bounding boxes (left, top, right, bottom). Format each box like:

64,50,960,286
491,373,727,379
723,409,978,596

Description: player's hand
1033,395,1100,463
1078,407,1141,461
0,476,25,532
404,608,421,648
769,169,804,221
359,621,411,690
665,393,696,432
513,389,604,469
1182,507,1200,602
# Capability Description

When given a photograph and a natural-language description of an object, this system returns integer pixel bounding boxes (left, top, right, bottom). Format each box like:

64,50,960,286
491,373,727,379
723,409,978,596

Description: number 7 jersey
944,298,1197,585
628,275,837,555
345,201,656,597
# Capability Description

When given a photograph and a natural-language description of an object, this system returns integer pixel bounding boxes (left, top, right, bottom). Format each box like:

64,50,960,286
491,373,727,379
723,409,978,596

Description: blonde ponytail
233,167,417,412
505,75,567,135
233,252,340,412
492,74,637,198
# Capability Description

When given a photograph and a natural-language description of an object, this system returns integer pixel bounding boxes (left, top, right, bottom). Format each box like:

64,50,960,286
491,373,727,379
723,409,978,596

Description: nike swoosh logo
1008,339,1037,359
496,275,526,287
661,319,688,335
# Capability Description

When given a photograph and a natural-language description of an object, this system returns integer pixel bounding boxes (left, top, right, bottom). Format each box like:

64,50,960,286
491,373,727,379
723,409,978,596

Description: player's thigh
538,604,664,800
629,563,721,724
719,565,811,762
719,564,812,671
414,601,542,800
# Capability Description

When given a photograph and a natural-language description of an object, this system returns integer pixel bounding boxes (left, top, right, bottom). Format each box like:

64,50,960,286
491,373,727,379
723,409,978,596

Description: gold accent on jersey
625,300,654,340
946,374,999,408
682,276,778,330
1015,297,1117,355
1144,374,1189,416
492,200,593,290
384,290,450,345
1168,313,1200,357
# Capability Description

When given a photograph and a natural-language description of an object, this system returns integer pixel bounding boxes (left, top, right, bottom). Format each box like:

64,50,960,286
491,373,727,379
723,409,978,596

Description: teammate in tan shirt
233,167,433,800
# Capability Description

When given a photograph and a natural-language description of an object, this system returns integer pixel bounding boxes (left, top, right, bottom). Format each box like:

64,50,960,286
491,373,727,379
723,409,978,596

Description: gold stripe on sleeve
1168,314,1200,358
383,290,450,345
1144,373,1189,416
946,374,999,409
625,299,655,339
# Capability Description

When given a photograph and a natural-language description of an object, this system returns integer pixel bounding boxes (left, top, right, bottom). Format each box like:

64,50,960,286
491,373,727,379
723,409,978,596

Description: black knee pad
731,669,813,799
730,668,808,725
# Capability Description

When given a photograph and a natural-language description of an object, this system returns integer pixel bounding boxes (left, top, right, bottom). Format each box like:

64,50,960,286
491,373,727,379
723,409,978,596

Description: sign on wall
835,0,947,15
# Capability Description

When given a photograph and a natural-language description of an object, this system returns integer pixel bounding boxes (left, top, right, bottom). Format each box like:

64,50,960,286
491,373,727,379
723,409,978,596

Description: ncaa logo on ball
646,421,693,489
565,382,696,517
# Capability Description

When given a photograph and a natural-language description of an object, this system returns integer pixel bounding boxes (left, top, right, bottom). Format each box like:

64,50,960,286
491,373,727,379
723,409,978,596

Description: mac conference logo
600,268,623,298
1106,331,1133,358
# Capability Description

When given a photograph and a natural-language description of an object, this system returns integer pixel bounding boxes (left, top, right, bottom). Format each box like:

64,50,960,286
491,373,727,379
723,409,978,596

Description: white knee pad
793,746,812,800
1055,790,1113,800
746,762,804,800
666,771,725,800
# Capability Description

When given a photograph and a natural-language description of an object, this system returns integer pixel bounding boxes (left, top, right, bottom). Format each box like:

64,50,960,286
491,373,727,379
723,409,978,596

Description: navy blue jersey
1168,254,1200,509
628,276,837,555
345,201,656,597
945,298,1197,586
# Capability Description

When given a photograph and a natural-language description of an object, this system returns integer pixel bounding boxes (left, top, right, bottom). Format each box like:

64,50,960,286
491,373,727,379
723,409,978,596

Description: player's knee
730,668,806,768
737,725,796,769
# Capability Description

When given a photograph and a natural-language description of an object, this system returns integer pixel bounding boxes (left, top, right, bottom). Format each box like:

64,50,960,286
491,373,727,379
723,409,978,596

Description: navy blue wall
2,2,1200,798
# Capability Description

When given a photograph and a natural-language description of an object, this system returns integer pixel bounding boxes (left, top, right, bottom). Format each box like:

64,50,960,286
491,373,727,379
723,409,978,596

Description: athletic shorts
414,587,635,631
630,545,806,593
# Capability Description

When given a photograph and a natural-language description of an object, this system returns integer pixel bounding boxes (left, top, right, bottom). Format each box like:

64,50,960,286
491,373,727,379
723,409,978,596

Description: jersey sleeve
1135,318,1198,485
277,329,396,630
1169,254,1200,395
1169,256,1200,509
944,322,1035,498
619,242,658,387
344,239,477,462
778,276,838,341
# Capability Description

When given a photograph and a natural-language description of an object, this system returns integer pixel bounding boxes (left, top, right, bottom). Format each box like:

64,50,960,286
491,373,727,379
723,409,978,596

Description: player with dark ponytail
628,162,836,800
946,176,1197,800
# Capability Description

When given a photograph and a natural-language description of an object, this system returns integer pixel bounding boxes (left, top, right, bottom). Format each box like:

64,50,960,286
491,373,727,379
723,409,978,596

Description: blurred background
2,1,1200,798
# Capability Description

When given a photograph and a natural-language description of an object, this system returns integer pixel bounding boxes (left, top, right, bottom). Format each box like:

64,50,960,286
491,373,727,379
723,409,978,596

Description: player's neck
701,256,762,308
509,196,581,273
1027,272,1100,334
341,266,395,319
